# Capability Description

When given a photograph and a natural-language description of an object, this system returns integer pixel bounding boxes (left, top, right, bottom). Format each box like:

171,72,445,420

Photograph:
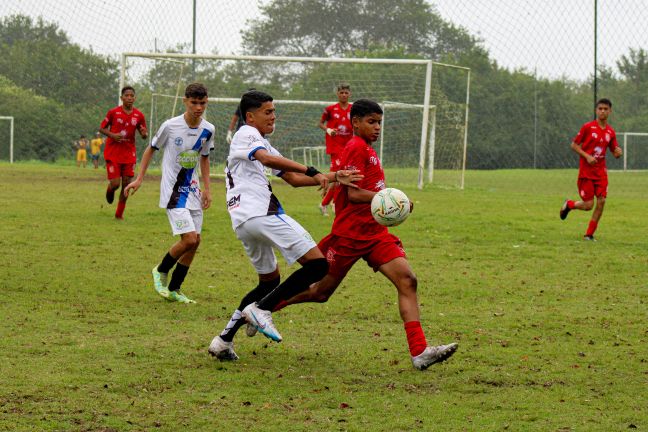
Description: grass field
1,163,647,431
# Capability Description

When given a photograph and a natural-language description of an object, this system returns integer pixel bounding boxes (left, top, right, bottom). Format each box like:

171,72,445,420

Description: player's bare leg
274,274,342,309
114,174,132,219
162,232,200,303
378,257,458,370
584,196,605,240
560,198,593,220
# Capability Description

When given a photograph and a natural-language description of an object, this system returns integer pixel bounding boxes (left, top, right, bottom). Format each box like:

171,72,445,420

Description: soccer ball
371,188,410,227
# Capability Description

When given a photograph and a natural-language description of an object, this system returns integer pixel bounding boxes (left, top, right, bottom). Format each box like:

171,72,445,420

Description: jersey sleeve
230,130,266,161
321,106,331,123
573,123,588,144
138,111,147,130
201,126,215,156
341,144,371,189
151,121,170,150
100,109,113,130
609,130,619,151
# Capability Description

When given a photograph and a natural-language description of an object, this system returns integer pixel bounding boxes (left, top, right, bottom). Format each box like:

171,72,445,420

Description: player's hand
586,155,597,165
335,169,363,189
112,132,123,142
613,146,623,158
124,179,141,196
410,201,414,213
326,128,337,137
313,172,329,191
138,125,148,139
226,130,233,144
201,189,212,210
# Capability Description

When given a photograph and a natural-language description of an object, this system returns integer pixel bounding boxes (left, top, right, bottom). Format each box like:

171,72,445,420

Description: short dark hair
337,82,351,91
596,98,612,108
121,86,135,95
239,90,273,121
351,99,383,120
185,82,208,99
80,135,85,138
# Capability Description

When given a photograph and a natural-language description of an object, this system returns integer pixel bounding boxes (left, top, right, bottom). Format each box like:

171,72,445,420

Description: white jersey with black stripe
151,114,215,210
225,125,284,229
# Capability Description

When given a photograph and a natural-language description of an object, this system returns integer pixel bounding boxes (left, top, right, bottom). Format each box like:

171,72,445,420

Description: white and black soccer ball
370,188,410,227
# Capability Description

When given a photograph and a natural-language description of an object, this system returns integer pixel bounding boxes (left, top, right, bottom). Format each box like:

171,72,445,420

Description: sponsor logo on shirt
176,150,199,168
178,179,200,195
369,156,380,166
227,194,241,211
376,180,385,190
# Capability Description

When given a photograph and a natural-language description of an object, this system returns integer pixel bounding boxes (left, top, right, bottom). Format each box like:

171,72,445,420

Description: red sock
321,187,335,206
585,220,598,236
567,200,575,209
115,200,126,219
404,321,427,357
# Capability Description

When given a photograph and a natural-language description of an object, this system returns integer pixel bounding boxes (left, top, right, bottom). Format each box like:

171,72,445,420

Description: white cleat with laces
411,343,458,370
242,302,283,342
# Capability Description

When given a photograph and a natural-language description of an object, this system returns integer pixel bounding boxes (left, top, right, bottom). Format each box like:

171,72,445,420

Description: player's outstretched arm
281,169,362,189
125,145,156,196
347,186,376,204
254,149,328,190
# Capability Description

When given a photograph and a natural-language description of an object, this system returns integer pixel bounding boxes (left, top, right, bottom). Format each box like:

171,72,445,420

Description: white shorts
166,208,203,235
235,214,317,274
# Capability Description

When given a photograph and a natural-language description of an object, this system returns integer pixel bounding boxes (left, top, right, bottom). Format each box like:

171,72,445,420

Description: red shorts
106,160,135,180
578,177,608,201
329,153,343,172
318,233,406,280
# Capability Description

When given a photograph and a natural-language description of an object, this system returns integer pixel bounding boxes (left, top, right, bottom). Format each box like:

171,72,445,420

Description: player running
208,90,362,360
239,99,458,371
560,98,622,240
125,83,214,303
317,82,353,216
99,86,148,220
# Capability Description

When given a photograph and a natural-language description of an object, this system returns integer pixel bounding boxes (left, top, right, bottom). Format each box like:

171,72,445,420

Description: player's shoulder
132,107,145,117
200,118,216,133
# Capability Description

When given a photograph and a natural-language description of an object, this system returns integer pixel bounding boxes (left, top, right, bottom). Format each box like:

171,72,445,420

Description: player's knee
182,233,200,250
582,200,594,211
399,272,418,294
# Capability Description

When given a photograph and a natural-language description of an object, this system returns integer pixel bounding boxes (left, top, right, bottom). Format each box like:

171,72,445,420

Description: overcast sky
1,0,647,80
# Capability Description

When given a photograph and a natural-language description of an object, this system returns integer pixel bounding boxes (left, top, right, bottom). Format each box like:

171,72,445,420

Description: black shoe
560,199,571,220
583,235,596,242
106,187,115,204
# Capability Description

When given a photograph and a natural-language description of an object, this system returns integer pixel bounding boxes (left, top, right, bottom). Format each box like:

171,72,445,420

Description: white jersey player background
152,114,215,210
225,124,285,229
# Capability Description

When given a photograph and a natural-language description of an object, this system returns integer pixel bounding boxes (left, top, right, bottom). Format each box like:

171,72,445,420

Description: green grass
1,162,646,431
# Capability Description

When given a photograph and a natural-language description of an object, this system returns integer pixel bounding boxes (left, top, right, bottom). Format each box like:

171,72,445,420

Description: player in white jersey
209,90,362,360
125,83,214,304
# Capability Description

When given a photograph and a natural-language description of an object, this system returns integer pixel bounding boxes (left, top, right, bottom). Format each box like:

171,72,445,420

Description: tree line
1,3,646,168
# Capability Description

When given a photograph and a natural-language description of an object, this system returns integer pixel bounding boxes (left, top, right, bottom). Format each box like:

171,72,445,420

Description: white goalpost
620,132,648,171
121,52,470,189
0,116,14,163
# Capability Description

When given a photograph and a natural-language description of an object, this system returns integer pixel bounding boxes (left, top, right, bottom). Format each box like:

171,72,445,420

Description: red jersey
332,135,388,240
573,120,618,179
100,106,147,164
321,103,353,155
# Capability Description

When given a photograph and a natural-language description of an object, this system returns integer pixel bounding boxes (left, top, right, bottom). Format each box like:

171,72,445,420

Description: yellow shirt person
76,135,88,168
90,132,104,169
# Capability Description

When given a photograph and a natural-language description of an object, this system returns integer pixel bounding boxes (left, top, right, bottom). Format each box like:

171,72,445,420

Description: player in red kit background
317,82,353,216
272,99,459,371
99,86,148,220
560,98,622,240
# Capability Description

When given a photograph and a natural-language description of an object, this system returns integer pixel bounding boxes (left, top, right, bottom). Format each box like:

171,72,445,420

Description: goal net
606,132,648,171
120,53,470,188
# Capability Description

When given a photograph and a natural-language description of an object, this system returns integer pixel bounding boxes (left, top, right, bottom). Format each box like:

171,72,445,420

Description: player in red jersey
264,99,458,370
560,98,622,240
99,86,148,220
317,82,353,216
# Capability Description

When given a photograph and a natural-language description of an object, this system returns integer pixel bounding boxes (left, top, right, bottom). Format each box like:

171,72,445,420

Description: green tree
241,0,479,60
0,14,118,108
